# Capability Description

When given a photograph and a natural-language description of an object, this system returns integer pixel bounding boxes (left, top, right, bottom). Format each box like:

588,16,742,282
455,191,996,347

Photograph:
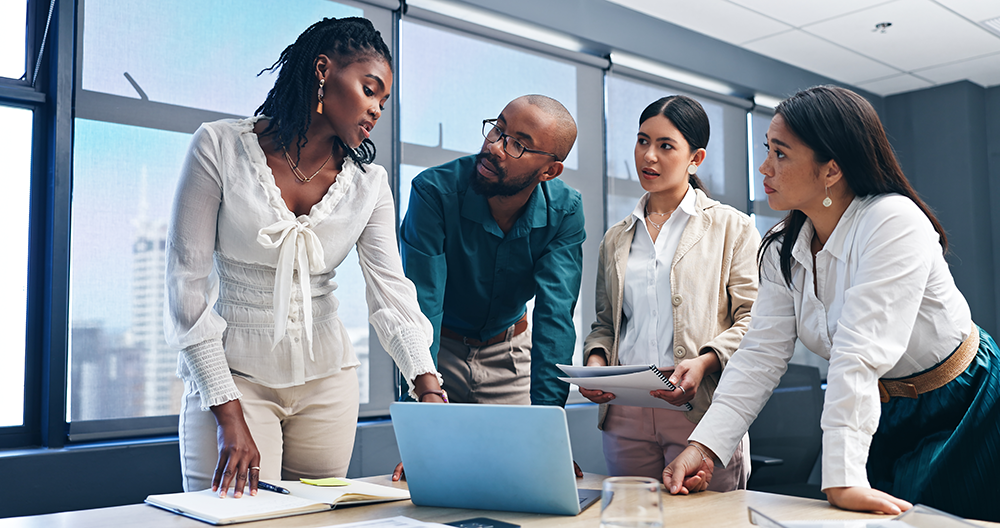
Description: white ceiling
607,0,1000,97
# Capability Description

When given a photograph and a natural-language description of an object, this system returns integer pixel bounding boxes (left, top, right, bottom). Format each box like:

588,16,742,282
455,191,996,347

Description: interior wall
883,81,997,336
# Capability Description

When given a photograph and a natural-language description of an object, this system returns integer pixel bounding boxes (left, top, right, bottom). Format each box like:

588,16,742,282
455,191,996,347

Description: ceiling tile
856,73,934,96
932,0,1000,23
605,0,792,46
743,29,900,84
728,0,890,28
914,52,1000,87
806,0,1000,71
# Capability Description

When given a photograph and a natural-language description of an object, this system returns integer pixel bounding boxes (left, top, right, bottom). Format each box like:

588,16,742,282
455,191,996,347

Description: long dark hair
638,95,710,194
255,17,392,168
759,85,947,285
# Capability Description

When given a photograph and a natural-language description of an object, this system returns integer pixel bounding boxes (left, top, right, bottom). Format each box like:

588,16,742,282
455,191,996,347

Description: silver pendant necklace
645,206,672,231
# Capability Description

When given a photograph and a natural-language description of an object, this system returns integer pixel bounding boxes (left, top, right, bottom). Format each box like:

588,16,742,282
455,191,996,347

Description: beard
470,152,539,197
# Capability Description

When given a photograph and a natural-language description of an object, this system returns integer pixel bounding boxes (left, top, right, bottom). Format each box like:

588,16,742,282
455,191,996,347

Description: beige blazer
584,188,760,429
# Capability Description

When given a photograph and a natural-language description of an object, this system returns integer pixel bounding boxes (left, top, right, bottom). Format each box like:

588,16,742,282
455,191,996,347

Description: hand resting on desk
663,443,715,495
825,486,912,515
210,399,262,498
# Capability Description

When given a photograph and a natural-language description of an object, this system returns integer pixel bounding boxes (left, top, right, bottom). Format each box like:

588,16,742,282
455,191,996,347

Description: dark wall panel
885,81,995,335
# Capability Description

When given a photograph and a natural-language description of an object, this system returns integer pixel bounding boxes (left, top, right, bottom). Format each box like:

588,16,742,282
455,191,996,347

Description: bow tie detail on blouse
257,218,326,359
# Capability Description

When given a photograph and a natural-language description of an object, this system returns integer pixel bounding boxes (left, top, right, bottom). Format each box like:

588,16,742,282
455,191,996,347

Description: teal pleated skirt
867,325,1000,522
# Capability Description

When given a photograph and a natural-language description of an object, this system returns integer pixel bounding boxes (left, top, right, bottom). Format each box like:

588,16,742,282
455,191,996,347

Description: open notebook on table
557,364,693,411
145,477,410,525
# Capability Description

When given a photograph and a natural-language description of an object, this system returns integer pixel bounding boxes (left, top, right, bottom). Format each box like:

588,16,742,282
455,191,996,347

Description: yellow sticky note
300,477,350,487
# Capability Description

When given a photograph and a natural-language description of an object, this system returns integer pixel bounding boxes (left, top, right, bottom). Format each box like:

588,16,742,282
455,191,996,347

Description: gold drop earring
822,185,832,208
316,78,325,114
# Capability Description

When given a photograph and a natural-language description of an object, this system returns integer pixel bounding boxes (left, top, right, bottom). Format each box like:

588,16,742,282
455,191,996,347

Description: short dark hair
255,17,391,168
638,95,710,194
759,85,947,285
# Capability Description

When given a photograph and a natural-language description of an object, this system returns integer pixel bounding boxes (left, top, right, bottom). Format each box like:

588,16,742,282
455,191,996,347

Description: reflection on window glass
0,105,31,427
70,120,190,420
606,74,726,224
399,20,578,170
0,1,26,80
81,0,362,116
71,1,375,422
749,112,783,237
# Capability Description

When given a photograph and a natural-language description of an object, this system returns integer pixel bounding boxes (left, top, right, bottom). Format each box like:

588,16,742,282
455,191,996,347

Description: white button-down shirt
691,193,971,491
165,117,437,409
619,188,695,368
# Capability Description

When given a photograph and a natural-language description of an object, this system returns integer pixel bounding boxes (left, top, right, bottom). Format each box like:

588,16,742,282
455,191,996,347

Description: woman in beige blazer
581,95,759,491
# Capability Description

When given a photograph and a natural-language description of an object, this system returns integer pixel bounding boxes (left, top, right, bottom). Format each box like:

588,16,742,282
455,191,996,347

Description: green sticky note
300,477,350,487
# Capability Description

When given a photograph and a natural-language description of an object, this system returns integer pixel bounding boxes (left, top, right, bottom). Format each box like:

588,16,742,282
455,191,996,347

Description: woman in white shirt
664,86,1000,522
165,17,444,498
580,95,760,490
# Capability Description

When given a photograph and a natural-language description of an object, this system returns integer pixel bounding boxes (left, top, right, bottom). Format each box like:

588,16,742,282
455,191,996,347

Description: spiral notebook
557,364,693,411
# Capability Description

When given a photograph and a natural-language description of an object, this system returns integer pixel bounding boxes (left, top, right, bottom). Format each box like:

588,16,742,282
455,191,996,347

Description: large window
0,0,27,80
68,0,381,435
0,105,32,427
749,108,784,237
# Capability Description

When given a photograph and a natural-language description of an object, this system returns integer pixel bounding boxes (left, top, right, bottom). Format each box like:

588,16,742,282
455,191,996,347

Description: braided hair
255,17,392,168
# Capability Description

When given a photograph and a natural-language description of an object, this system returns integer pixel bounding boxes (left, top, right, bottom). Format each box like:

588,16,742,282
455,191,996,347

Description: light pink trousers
602,404,749,491
178,368,359,491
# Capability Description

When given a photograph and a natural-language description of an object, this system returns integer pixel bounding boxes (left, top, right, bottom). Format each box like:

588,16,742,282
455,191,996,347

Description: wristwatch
418,389,449,403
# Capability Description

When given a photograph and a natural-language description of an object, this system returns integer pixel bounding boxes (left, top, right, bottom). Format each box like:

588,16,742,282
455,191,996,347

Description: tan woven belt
878,322,979,403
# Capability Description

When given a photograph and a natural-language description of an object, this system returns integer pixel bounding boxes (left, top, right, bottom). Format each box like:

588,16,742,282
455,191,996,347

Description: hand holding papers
557,364,693,411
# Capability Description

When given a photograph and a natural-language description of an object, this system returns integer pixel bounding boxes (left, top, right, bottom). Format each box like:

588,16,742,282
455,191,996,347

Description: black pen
257,481,290,494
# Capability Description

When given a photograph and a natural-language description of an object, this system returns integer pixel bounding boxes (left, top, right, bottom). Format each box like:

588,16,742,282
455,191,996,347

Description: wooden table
2,474,996,527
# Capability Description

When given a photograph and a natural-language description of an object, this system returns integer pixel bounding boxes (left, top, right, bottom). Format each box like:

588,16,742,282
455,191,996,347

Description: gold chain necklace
282,147,333,183
644,206,674,231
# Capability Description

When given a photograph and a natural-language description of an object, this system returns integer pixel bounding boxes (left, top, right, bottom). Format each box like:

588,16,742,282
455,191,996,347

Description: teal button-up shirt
400,155,585,406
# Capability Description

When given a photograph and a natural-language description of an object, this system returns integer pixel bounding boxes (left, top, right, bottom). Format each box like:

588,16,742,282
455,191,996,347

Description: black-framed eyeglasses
482,119,559,160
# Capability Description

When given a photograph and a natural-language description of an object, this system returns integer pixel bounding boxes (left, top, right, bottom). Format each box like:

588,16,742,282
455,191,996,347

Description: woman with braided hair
166,17,444,497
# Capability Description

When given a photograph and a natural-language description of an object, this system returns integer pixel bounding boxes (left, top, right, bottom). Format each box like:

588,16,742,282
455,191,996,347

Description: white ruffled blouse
165,117,437,409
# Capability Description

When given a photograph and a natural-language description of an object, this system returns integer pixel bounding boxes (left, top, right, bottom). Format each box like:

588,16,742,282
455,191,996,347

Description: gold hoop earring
316,78,325,114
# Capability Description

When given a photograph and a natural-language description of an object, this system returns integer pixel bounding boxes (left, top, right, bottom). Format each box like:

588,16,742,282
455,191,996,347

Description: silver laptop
390,402,601,516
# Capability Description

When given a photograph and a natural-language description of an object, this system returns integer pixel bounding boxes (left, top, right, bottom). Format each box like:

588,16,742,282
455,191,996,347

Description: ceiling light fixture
873,22,892,33
406,0,590,54
982,16,1000,37
610,51,739,97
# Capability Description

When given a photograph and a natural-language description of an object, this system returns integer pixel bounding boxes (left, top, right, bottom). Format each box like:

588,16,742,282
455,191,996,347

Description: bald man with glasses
399,94,584,409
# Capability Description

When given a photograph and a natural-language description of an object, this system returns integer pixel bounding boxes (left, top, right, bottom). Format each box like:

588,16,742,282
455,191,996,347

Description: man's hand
825,487,912,515
392,462,405,482
573,461,583,478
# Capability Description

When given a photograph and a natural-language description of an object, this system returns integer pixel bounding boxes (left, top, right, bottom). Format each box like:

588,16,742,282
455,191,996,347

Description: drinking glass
600,476,664,528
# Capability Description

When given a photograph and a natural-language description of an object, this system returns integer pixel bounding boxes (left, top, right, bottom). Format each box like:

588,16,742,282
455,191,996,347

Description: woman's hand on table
663,443,715,494
210,399,261,498
825,486,912,515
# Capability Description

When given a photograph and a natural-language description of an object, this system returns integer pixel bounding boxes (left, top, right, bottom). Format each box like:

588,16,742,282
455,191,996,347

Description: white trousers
178,368,359,491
